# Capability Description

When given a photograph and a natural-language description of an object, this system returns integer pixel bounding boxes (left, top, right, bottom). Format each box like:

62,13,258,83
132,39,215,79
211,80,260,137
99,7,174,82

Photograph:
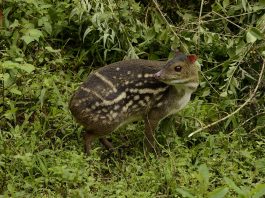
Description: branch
151,0,189,53
189,59,265,137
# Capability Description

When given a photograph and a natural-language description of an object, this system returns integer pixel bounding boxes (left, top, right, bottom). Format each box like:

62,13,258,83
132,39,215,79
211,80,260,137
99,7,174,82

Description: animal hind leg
99,138,114,150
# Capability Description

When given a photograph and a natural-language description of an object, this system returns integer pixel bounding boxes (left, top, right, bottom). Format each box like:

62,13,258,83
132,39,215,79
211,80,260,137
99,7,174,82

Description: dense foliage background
1,0,265,197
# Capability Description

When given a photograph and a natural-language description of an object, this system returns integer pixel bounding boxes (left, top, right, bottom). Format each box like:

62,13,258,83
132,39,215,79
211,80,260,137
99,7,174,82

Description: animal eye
174,66,182,72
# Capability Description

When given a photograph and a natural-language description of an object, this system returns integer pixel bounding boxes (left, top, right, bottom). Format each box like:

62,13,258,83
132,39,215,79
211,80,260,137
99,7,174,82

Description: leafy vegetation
1,0,265,197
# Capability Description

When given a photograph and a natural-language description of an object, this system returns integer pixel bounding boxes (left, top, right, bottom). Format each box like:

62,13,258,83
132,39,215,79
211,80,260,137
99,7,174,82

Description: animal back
70,60,169,126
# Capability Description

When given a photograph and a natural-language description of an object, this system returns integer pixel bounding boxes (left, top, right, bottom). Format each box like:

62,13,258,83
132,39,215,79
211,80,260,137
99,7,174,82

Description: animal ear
187,54,197,63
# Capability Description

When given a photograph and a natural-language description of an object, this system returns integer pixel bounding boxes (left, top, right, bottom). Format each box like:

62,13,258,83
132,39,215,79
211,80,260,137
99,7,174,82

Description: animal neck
173,81,198,93
169,85,194,110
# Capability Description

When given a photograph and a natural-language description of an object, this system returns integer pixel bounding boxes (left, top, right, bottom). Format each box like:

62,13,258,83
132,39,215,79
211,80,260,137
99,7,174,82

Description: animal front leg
144,116,159,152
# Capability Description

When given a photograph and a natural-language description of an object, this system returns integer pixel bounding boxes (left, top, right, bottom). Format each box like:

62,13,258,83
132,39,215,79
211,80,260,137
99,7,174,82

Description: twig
200,11,260,23
188,59,265,137
229,111,265,134
200,71,220,95
212,11,246,31
249,125,265,133
196,0,204,52
151,0,189,53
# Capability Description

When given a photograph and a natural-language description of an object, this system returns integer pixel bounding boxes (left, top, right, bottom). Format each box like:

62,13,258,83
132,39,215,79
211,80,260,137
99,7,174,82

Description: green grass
1,70,265,197
1,0,265,197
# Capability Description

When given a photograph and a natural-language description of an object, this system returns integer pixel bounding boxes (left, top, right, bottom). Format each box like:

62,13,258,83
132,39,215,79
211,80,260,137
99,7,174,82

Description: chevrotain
70,52,199,154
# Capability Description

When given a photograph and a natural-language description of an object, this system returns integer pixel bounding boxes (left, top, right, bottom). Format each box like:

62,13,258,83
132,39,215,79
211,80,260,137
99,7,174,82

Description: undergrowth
1,0,265,197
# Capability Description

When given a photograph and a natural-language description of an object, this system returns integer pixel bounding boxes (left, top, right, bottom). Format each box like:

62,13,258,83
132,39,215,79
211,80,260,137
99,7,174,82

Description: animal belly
114,114,143,131
88,113,142,136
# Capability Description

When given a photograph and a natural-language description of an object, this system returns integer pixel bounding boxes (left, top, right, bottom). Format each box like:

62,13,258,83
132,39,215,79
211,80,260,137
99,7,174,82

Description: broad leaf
2,61,20,69
208,187,229,198
10,87,22,95
246,28,263,43
250,183,265,198
21,28,43,44
224,177,246,196
175,188,195,198
198,164,210,190
20,63,35,73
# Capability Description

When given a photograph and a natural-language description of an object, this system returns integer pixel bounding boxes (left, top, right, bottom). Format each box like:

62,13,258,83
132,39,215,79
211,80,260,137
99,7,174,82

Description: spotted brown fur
70,52,199,154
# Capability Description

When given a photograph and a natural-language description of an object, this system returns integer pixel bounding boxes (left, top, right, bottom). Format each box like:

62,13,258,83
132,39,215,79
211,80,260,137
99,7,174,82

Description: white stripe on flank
94,72,117,92
138,87,168,94
81,87,105,101
81,87,126,106
129,87,168,95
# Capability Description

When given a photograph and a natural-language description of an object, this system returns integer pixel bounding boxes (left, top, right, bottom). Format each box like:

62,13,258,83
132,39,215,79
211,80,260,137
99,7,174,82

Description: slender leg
99,138,114,149
83,131,94,154
144,116,158,152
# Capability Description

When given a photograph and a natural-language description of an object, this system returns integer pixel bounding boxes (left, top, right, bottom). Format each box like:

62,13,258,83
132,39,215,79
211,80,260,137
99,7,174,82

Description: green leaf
257,116,265,126
250,183,265,198
45,46,61,53
208,187,229,198
38,16,52,35
0,73,9,82
220,91,228,97
202,88,210,97
223,0,230,9
10,87,22,95
246,28,263,43
9,19,20,29
103,31,110,47
20,63,35,73
83,27,93,42
236,40,246,55
39,88,46,109
246,34,255,43
2,61,35,73
198,164,210,190
241,0,247,11
21,35,36,44
21,28,43,44
224,177,246,196
2,61,20,69
175,188,195,198
227,66,237,78
0,73,12,87
255,158,265,174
